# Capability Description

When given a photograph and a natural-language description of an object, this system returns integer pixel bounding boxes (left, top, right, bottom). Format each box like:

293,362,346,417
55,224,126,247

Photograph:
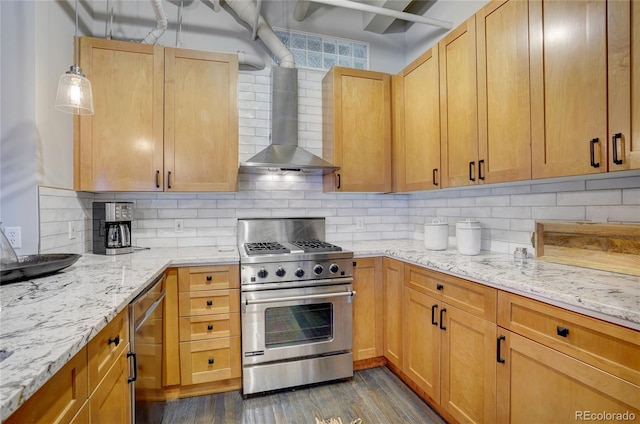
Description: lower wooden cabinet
179,337,241,385
90,343,132,423
382,258,404,369
4,347,88,424
403,285,497,424
497,331,640,423
352,257,383,363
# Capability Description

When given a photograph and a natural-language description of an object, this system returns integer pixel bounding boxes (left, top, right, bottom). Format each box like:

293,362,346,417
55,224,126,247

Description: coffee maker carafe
93,202,134,255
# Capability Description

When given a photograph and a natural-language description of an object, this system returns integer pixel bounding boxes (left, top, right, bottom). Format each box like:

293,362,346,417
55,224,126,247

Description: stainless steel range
238,217,355,395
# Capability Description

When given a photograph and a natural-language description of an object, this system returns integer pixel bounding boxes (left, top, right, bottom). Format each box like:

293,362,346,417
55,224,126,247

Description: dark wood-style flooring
158,367,446,424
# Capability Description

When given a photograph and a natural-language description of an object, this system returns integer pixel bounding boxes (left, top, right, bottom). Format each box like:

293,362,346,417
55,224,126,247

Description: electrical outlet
174,219,184,233
5,227,21,249
68,222,77,240
355,217,365,230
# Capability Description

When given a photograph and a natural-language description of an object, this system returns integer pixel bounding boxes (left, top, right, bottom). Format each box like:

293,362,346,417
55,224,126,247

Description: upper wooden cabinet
75,37,238,192
530,0,608,178
476,0,532,183
323,67,392,192
608,0,640,171
394,47,441,192
439,16,479,188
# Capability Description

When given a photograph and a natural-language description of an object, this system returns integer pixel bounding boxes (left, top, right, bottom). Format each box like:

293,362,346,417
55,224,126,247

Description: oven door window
264,303,333,348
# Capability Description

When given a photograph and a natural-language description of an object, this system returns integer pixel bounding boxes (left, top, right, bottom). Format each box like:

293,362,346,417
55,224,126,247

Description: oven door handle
244,290,356,305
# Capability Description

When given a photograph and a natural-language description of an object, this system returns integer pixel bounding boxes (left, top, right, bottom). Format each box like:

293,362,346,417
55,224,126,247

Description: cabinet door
164,48,238,191
352,257,383,361
530,0,607,178
403,287,440,401
497,331,640,423
394,47,441,192
439,16,478,188
322,67,392,192
440,306,496,424
90,346,132,424
383,258,404,369
76,37,164,191
477,0,531,184
608,0,640,170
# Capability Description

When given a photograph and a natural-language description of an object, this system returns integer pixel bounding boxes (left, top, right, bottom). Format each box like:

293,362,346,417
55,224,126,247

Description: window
274,28,369,70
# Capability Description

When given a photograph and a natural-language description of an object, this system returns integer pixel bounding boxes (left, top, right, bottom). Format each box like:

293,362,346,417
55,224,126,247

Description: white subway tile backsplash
491,206,531,219
531,180,585,193
586,205,640,223
510,193,556,207
475,195,510,207
532,206,585,221
557,190,621,206
585,175,640,190
623,188,640,205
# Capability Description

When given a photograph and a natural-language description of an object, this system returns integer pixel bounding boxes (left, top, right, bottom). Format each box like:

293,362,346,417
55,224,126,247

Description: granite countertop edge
1,240,638,421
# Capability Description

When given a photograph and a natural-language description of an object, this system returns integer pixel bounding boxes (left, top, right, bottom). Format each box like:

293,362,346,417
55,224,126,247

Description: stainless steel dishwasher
128,273,167,423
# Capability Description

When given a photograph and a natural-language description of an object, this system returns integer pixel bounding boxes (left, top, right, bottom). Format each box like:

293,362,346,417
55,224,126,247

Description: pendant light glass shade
55,0,94,115
55,65,94,115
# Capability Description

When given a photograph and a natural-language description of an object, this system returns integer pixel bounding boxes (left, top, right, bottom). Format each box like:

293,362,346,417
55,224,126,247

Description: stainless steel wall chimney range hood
239,67,339,174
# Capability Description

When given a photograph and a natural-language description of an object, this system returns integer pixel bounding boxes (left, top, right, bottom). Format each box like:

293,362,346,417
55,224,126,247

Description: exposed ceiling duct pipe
293,0,310,22
224,0,295,68
237,50,265,70
303,0,453,30
142,0,169,44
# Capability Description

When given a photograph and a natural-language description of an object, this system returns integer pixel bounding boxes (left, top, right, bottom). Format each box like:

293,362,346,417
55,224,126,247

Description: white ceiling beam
308,0,453,30
363,0,413,34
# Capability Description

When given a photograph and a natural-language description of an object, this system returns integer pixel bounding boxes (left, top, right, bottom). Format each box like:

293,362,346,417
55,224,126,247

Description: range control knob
295,268,305,278
275,267,286,277
313,264,324,275
257,268,268,279
329,263,340,274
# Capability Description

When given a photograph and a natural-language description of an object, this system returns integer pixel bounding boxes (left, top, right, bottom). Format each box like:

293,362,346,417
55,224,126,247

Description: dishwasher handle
135,289,166,332
245,290,356,305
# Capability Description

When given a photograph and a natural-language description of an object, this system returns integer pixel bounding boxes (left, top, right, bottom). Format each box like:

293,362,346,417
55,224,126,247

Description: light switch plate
5,227,21,248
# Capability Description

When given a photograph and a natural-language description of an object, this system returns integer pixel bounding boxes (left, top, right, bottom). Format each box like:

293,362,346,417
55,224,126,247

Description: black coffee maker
93,202,133,255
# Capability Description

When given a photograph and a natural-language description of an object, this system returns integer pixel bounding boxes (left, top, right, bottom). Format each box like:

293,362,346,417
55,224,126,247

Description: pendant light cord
74,0,79,66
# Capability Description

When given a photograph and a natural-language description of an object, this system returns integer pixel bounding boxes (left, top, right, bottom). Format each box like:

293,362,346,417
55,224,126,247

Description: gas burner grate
290,239,342,253
245,242,290,256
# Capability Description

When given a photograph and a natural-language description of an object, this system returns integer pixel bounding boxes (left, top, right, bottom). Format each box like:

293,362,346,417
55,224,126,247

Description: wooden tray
534,221,640,276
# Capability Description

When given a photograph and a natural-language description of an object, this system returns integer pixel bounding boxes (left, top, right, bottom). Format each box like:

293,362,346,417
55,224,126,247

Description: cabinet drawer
178,265,239,292
405,265,496,322
4,347,88,424
179,289,239,316
179,337,241,385
498,291,640,386
179,313,240,341
88,309,129,392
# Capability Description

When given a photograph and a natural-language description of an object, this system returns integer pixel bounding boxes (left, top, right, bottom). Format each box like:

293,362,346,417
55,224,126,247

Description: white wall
0,1,39,254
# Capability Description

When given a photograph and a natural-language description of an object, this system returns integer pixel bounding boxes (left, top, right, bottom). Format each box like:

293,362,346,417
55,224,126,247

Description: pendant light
55,0,94,115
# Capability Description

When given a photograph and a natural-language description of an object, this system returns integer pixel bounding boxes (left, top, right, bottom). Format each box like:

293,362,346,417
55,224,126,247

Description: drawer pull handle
206,300,213,306
497,335,506,364
439,308,447,330
206,275,212,281
207,324,214,330
108,335,120,347
436,284,444,291
208,358,215,365
557,326,570,337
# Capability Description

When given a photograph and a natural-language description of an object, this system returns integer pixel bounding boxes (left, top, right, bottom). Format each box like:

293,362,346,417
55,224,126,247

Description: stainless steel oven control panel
241,258,354,286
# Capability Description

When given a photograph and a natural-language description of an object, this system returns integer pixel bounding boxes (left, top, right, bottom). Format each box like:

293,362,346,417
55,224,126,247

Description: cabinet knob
108,335,120,347
206,300,213,306
206,275,212,281
556,326,570,337
208,358,215,365
436,284,444,291
207,324,214,331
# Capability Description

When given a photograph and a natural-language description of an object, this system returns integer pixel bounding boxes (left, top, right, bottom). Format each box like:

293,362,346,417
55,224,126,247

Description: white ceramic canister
456,219,481,255
424,219,448,250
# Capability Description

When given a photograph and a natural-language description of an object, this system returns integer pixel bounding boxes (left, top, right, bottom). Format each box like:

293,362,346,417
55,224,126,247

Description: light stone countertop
1,241,638,421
